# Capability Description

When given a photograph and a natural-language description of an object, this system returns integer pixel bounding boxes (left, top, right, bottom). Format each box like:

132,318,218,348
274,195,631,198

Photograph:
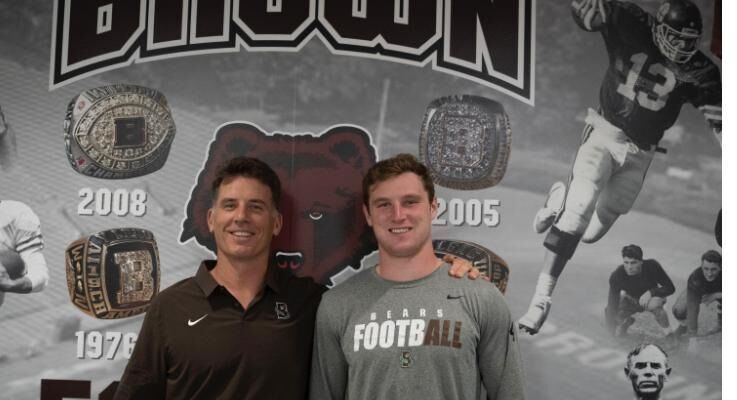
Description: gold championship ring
433,239,510,294
419,95,511,190
65,228,160,319
64,84,176,179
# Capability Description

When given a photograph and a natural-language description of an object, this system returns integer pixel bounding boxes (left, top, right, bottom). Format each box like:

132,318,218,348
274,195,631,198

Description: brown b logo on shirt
275,302,290,320
400,351,412,368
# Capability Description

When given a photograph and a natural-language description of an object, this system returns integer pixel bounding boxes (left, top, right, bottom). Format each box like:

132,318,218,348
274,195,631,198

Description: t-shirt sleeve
309,295,348,400
114,299,167,400
477,286,526,399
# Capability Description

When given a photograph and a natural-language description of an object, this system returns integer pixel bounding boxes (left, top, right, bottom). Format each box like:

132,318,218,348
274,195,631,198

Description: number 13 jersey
595,1,720,146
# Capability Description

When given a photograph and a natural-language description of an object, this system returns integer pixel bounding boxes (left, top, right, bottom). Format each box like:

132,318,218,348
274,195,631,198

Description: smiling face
207,176,282,265
363,172,437,259
625,345,670,398
701,260,721,282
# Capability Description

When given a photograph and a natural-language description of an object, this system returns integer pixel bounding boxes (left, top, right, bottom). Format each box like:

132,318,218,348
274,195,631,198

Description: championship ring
433,239,510,294
419,95,511,190
65,228,160,319
64,84,176,179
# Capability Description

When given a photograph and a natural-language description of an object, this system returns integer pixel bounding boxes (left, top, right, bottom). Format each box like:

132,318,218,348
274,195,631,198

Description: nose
391,203,406,221
234,204,249,222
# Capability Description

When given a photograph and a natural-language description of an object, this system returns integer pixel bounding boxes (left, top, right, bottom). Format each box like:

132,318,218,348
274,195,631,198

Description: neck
376,242,441,281
636,393,660,400
210,254,269,297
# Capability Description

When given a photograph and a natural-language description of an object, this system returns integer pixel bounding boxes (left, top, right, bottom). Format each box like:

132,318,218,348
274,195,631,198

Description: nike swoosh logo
447,295,464,300
188,314,208,326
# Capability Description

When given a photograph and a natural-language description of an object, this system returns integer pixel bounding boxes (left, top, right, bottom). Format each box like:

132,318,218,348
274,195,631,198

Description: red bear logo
180,122,377,284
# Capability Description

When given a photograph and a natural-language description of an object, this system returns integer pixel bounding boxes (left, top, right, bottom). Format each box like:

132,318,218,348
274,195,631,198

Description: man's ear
623,367,630,378
272,211,283,236
363,204,372,227
665,367,672,377
430,197,439,219
207,208,214,233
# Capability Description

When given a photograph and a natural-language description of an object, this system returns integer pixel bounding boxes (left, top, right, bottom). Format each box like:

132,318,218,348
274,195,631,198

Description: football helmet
653,0,703,63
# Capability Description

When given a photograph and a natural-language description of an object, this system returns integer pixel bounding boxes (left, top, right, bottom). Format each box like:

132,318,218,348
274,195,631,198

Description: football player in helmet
519,0,721,334
0,200,49,307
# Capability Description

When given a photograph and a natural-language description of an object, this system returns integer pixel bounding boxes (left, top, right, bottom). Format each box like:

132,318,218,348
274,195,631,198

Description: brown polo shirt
115,260,325,400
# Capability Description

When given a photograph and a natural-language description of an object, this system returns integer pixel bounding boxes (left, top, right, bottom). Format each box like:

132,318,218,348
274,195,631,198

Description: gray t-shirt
310,264,526,400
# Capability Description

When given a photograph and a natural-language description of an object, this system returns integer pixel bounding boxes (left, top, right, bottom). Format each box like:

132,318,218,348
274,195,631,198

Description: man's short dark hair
362,153,435,208
621,244,643,260
212,157,281,208
701,249,721,266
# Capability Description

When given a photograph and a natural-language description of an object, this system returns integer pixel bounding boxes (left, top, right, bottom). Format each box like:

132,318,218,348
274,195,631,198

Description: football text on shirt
352,308,463,352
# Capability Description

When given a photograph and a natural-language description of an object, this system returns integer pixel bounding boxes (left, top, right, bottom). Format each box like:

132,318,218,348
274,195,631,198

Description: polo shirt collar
194,259,286,297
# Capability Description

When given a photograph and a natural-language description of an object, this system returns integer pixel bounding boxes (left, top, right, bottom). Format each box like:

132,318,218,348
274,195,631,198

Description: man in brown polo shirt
115,157,325,399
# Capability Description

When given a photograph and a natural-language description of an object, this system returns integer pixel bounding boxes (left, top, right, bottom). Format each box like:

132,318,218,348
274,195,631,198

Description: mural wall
0,1,722,399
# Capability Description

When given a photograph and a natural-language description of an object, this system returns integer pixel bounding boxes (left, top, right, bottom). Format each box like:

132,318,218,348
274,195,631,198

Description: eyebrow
218,197,269,206
370,197,390,205
371,194,423,204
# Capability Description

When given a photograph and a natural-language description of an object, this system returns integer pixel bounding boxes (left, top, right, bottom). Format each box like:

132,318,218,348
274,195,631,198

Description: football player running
519,0,721,334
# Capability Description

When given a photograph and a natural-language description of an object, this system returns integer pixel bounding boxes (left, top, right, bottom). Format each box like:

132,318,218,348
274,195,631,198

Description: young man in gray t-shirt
310,154,525,400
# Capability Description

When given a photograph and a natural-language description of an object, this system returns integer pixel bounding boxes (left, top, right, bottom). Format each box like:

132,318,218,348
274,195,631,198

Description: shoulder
643,259,664,270
281,270,327,301
685,51,720,71
687,267,705,287
316,268,376,324
149,276,200,308
445,272,508,310
0,200,40,227
610,265,625,280
660,51,720,98
322,267,375,302
680,52,721,86
611,1,651,27
615,1,647,17
0,200,36,215
452,277,513,327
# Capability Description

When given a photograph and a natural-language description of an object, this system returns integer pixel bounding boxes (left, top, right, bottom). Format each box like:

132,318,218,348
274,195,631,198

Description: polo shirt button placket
234,301,248,319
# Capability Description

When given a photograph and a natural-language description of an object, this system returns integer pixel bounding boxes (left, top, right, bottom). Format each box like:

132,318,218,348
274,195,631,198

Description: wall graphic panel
0,1,721,399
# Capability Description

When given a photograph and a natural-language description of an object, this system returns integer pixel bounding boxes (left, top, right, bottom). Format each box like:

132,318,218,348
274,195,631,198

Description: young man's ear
665,367,672,377
363,204,373,227
430,197,439,219
623,367,630,378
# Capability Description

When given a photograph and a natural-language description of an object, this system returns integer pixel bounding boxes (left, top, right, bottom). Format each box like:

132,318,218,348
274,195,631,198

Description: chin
382,245,421,259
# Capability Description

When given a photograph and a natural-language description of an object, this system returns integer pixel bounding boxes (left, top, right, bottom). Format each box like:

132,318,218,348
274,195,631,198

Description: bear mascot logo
180,122,377,285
